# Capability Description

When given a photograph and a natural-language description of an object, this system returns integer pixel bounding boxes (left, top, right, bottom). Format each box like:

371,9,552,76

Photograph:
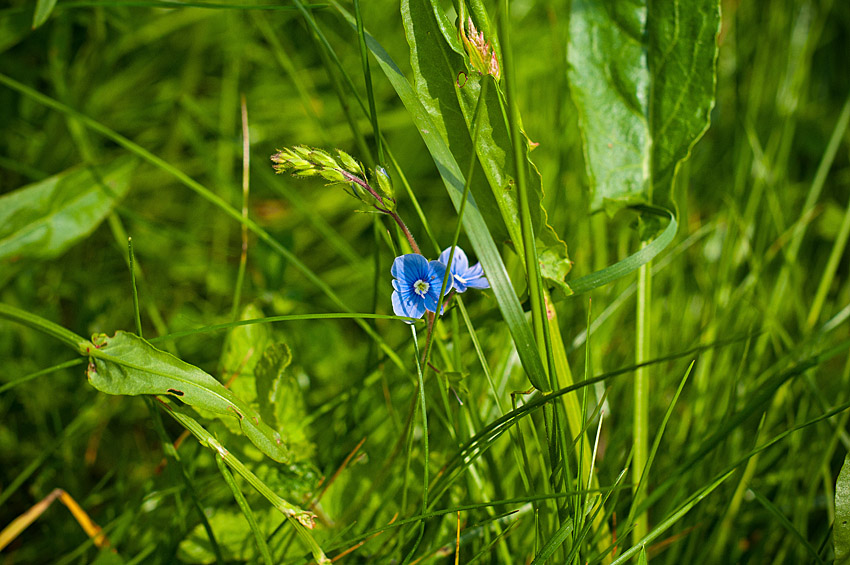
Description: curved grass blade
214,455,274,565
0,358,84,395
606,470,734,565
564,206,676,297
749,487,825,564
159,398,328,563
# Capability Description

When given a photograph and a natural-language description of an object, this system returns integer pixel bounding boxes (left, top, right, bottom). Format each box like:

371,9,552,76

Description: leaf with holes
85,331,291,463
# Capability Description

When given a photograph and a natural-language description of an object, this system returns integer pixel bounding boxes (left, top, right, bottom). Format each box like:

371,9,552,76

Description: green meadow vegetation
1,0,849,563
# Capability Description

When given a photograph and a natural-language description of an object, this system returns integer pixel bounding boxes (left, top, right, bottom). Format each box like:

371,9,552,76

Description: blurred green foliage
1,0,849,563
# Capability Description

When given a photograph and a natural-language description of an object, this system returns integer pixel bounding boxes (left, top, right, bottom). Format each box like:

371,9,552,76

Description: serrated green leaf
0,158,135,263
86,331,291,463
255,342,314,458
568,0,720,214
254,460,320,503
255,342,293,429
441,370,469,399
220,304,269,385
835,453,850,564
32,0,58,29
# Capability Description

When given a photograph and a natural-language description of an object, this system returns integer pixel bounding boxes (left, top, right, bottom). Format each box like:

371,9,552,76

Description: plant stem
230,94,251,322
215,454,274,565
387,210,421,256
499,0,548,382
0,303,90,354
633,252,651,544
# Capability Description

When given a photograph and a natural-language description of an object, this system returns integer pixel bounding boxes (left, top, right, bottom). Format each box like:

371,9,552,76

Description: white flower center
454,274,467,284
413,279,430,297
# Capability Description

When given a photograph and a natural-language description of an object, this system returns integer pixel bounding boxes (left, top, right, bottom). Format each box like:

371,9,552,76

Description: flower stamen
413,279,430,297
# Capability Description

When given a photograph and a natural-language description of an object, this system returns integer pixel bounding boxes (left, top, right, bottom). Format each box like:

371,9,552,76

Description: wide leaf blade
0,158,135,262
86,331,291,463
568,0,720,213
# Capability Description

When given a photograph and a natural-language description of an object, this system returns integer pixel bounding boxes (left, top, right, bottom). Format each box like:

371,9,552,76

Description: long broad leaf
568,0,720,215
86,331,291,463
0,157,135,262
334,3,548,390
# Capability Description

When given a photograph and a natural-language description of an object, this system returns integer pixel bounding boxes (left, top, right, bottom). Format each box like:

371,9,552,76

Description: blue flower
391,254,449,320
439,246,489,293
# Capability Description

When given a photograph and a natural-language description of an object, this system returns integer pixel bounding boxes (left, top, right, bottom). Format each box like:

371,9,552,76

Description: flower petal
391,254,429,284
464,275,490,289
423,289,439,313
427,260,450,294
392,290,425,320
439,246,469,277
464,262,489,289
452,275,469,293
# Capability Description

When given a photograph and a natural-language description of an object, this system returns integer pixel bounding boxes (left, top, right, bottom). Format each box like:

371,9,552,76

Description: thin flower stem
340,169,388,207
420,312,436,368
419,290,454,368
339,169,421,255
388,211,421,255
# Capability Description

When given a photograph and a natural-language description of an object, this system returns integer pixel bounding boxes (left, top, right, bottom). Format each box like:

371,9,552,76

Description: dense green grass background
1,0,850,563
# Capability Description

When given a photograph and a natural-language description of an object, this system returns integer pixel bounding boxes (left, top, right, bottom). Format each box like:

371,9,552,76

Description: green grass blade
749,487,825,564
214,454,274,565
32,0,59,28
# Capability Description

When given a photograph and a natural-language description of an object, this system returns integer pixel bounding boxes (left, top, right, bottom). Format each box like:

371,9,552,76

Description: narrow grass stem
353,0,384,164
632,254,651,544
128,238,143,336
230,94,251,322
0,303,90,354
806,186,850,329
145,397,224,565
499,0,547,381
214,455,274,565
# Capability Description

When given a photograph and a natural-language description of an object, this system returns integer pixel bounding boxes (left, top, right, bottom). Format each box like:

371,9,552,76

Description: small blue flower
391,254,449,320
439,246,489,293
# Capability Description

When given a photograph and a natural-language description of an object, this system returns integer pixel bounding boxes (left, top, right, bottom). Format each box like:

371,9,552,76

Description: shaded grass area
1,0,849,563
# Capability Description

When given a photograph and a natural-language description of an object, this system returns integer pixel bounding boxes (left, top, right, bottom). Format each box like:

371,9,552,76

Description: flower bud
336,150,361,174
374,166,395,201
